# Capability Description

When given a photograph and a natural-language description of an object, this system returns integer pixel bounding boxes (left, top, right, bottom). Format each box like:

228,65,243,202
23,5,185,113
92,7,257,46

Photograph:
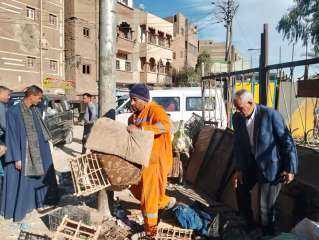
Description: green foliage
196,51,212,75
277,0,319,53
174,67,200,87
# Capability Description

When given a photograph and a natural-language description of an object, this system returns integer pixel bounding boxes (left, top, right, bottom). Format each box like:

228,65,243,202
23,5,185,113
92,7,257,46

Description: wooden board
297,80,319,98
196,129,234,199
185,127,215,184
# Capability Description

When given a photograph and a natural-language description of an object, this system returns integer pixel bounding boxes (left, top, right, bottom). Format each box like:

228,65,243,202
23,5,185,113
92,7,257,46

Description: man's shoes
164,197,176,210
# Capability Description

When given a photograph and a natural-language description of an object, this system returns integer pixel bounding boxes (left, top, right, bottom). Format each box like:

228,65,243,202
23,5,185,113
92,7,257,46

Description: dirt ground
0,126,84,239
0,125,225,240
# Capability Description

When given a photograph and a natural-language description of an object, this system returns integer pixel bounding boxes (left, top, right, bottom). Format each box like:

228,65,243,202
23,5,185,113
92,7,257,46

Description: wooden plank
297,80,319,98
185,127,215,184
196,129,234,199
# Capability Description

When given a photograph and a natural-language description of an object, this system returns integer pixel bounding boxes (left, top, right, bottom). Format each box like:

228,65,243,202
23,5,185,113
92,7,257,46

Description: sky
133,0,317,76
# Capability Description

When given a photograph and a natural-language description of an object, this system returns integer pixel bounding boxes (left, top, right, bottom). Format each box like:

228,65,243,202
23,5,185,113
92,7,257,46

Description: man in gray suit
232,89,298,236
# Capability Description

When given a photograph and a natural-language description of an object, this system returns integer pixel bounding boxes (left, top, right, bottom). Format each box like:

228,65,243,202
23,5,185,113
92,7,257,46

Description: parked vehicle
9,92,74,145
115,87,227,128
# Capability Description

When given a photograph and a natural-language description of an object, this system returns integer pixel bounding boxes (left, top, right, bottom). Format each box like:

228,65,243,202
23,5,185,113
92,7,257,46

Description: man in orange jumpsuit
127,84,176,237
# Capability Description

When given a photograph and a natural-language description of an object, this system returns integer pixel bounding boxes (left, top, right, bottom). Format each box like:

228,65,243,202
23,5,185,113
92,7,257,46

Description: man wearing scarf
128,84,176,237
1,85,57,221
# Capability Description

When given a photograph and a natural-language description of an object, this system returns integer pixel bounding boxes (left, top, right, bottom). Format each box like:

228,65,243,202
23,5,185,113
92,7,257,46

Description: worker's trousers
130,162,171,235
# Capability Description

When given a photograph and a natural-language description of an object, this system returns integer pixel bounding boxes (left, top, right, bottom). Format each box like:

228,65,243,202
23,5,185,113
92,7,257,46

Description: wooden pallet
53,216,101,240
68,153,110,197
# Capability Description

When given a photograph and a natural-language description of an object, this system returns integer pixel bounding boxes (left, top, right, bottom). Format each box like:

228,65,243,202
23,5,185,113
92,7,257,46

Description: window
49,14,57,26
180,51,184,58
152,97,180,112
49,60,58,72
26,7,35,20
186,97,215,111
116,60,120,70
173,52,176,59
83,27,90,37
26,57,35,68
181,27,184,36
120,0,128,5
149,58,156,72
125,61,131,71
118,22,132,40
82,64,90,74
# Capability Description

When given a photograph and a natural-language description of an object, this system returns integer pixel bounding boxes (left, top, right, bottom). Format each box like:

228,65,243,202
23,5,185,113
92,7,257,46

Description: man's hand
127,125,139,132
0,145,6,157
232,171,243,190
15,161,22,171
281,171,294,184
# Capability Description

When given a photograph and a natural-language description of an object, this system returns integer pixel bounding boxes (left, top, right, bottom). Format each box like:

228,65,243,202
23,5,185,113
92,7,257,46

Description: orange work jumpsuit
129,101,173,235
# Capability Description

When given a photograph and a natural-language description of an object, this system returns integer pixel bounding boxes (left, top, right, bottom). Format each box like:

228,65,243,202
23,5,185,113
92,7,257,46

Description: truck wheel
65,130,73,144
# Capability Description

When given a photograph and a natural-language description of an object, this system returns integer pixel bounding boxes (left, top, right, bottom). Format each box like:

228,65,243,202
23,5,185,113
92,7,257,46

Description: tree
174,67,200,87
277,0,319,53
196,51,213,76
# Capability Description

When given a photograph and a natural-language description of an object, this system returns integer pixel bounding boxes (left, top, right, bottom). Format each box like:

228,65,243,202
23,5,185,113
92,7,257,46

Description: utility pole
40,0,43,89
99,0,117,116
259,24,269,106
98,0,117,220
213,0,238,127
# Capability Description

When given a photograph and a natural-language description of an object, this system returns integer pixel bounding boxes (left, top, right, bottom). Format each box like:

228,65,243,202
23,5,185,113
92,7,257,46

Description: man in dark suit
232,89,298,236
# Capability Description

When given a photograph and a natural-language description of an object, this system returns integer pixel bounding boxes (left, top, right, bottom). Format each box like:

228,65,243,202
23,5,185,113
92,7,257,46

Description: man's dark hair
25,85,43,97
0,86,11,93
83,92,92,98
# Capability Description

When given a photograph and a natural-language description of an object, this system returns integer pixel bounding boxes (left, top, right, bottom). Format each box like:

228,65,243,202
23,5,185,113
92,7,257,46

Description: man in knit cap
128,84,176,237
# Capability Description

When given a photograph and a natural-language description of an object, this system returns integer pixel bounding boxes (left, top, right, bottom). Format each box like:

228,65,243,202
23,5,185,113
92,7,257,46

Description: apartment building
64,0,99,95
198,40,250,73
138,10,173,86
116,0,140,87
166,13,198,73
0,0,65,91
65,0,173,95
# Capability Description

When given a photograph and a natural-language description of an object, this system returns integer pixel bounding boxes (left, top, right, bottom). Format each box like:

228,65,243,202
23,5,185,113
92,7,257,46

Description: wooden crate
53,216,101,240
155,225,193,240
68,153,110,197
18,231,51,240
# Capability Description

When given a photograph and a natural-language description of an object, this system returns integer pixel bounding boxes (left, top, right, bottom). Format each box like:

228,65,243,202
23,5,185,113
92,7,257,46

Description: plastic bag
172,121,193,157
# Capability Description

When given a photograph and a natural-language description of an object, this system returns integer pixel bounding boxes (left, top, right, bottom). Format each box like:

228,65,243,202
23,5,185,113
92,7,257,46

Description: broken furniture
53,216,101,240
68,153,110,197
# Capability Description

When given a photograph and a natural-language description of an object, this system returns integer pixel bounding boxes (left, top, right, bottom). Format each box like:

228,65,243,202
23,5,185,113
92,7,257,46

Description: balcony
140,71,172,85
116,70,134,84
117,36,134,53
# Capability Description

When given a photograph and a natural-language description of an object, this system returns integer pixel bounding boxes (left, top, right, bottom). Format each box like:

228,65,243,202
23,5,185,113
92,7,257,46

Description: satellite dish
15,23,40,54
